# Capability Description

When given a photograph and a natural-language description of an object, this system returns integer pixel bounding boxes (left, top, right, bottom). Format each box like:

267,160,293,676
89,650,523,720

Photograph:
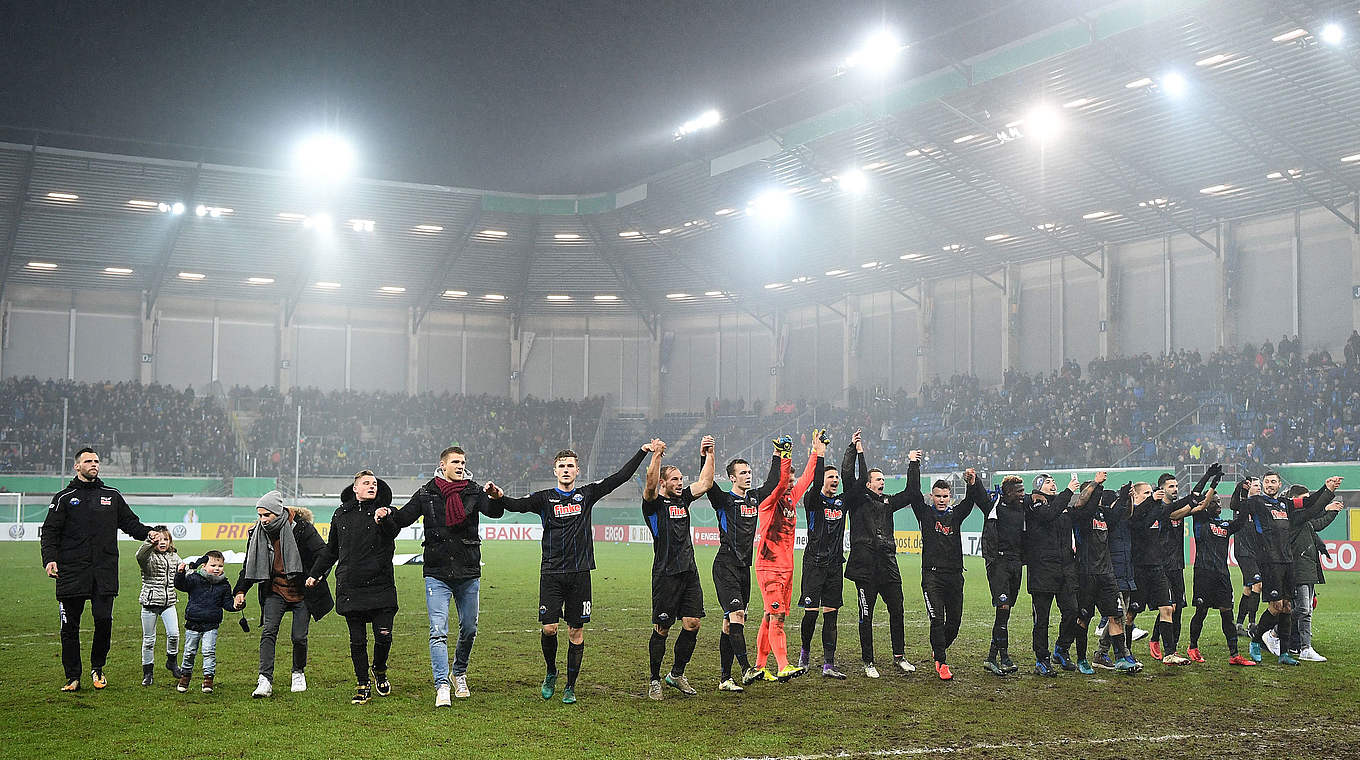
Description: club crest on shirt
553,502,583,518
70,498,80,505
669,504,688,519
573,493,584,502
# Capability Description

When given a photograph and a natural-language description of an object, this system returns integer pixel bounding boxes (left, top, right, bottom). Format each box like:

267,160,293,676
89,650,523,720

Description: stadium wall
1,205,1356,413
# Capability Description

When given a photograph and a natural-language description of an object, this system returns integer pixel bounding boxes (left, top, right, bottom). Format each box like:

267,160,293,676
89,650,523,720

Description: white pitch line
721,726,1338,760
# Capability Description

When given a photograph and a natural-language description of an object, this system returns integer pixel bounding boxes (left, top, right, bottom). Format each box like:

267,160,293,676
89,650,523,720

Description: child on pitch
175,550,242,693
136,526,182,686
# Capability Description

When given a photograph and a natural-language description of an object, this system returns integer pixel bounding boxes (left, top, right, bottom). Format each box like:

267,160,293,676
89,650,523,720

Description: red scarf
435,477,471,526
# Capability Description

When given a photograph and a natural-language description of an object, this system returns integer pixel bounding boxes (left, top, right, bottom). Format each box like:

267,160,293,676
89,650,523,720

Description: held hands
852,428,863,453
907,449,922,464
373,507,392,523
178,562,188,572
700,435,715,457
305,577,317,588
963,468,976,485
234,593,246,609
484,481,504,499
642,438,665,453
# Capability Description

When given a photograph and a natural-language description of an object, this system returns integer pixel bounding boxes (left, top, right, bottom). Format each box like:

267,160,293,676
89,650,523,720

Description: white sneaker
1298,647,1327,662
454,674,470,698
1132,627,1149,642
894,657,916,673
1263,629,1282,656
252,675,272,698
863,663,880,679
290,671,306,692
435,684,451,707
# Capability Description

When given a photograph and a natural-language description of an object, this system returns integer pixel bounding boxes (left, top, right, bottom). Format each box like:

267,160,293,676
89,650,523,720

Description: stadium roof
2,0,1358,330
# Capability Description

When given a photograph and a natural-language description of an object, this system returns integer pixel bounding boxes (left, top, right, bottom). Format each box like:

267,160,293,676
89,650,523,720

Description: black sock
1112,628,1129,660
1075,621,1088,661
1276,611,1293,654
991,607,1011,657
729,622,749,671
672,628,698,676
566,642,584,689
1151,619,1164,649
801,610,818,651
1236,594,1251,624
719,632,733,679
1125,620,1134,653
1221,609,1238,655
542,632,559,675
1169,607,1182,651
1245,592,1260,626
822,610,838,665
1253,611,1276,643
1190,606,1207,649
648,631,666,681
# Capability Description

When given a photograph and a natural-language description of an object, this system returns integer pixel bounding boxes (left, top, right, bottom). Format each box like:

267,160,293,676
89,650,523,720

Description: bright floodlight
844,29,905,72
674,109,721,139
1161,71,1188,98
292,133,357,181
1320,23,1345,45
838,169,868,194
1024,105,1064,142
746,189,792,219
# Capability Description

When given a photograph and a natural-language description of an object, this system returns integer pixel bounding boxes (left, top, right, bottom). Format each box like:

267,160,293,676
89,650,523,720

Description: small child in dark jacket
175,550,241,693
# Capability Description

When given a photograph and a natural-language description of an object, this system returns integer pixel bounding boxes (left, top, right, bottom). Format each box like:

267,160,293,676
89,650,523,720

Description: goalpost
0,492,24,523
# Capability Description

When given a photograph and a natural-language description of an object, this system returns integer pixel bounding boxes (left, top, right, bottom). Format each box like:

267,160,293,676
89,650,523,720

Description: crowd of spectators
244,388,604,482
0,378,236,474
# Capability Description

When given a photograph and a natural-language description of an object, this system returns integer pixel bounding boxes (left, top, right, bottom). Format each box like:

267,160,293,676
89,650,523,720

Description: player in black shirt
1186,487,1256,666
900,454,987,681
1233,477,1264,638
1148,467,1216,664
843,429,917,678
981,475,1026,676
798,433,848,679
486,440,656,704
1070,472,1137,674
1025,474,1092,677
641,436,716,699
1125,480,1180,665
706,448,781,690
1239,471,1340,665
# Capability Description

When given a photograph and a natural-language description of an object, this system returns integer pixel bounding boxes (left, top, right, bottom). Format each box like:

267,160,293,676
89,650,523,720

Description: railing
1113,391,1226,468
585,394,614,483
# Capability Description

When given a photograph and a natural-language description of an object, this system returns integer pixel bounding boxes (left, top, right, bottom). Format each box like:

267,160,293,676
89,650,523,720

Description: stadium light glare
764,282,785,289
170,202,186,215
665,293,690,300
103,267,134,275
379,286,406,293
26,261,58,270
1195,53,1231,67
745,189,791,219
824,269,848,276
837,169,868,194
714,207,737,216
860,261,880,269
292,133,357,181
617,230,641,237
592,294,619,301
414,224,444,232
1124,77,1154,89
47,192,80,201
1023,105,1063,142
1160,71,1188,98
315,281,341,289
247,277,275,285
1320,23,1345,45
899,253,925,260
478,229,509,238
195,204,208,217
843,29,905,73
553,233,581,240
177,272,206,280
304,213,333,230
1062,97,1093,109
674,109,721,139
443,290,468,298
983,233,1011,242
349,219,376,232
1272,28,1308,43
704,290,724,297
1340,152,1360,163
1082,210,1116,220
483,293,507,301
545,294,571,302
1199,184,1235,195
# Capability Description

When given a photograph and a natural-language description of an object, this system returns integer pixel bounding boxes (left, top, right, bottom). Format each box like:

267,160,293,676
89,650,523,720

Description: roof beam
0,146,36,305
143,164,202,318
411,209,483,332
581,216,661,337
513,218,541,311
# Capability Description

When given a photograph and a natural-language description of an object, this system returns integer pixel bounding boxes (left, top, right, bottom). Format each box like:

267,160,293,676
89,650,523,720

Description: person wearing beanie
234,490,332,698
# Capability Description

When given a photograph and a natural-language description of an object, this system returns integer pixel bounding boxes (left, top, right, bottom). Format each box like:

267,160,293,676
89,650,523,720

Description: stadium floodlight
292,133,357,181
247,276,275,285
1023,105,1063,142
349,219,375,232
837,169,868,194
26,261,58,270
1320,23,1345,45
745,189,791,219
304,213,333,230
170,202,186,215
1272,28,1308,43
1160,71,1188,97
177,272,206,280
103,267,134,275
379,285,406,293
843,28,905,73
674,109,721,139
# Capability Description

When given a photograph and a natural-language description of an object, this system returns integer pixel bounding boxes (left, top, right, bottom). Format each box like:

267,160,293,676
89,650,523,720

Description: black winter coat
233,508,334,621
40,477,150,599
389,477,501,584
176,564,240,632
309,479,400,615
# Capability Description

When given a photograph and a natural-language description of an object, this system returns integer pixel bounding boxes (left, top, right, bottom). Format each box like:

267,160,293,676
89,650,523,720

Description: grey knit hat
255,490,286,517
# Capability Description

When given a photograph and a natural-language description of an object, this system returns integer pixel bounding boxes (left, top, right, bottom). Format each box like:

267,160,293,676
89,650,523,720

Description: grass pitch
1,540,1357,760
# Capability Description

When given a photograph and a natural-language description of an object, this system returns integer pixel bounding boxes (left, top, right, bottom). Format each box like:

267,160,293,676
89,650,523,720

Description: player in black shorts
1233,477,1263,638
1025,473,1092,677
705,444,784,691
1240,471,1341,665
981,475,1025,676
1148,467,1216,664
1126,480,1180,665
487,440,656,704
1186,486,1256,666
798,436,848,679
641,436,715,700
1071,472,1137,674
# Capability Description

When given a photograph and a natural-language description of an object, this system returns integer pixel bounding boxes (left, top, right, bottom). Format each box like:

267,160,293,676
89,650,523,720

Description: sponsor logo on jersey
1150,520,1160,529
553,502,583,518
100,496,112,506
823,508,843,520
782,506,796,518
1270,509,1289,520
740,504,758,518
1091,518,1108,531
1209,523,1229,538
934,521,953,536
669,504,688,519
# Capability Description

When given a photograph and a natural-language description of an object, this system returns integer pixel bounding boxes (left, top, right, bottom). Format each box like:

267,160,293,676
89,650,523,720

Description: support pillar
406,307,420,395
139,295,155,385
917,280,933,387
843,295,859,407
1002,267,1020,374
1098,244,1115,359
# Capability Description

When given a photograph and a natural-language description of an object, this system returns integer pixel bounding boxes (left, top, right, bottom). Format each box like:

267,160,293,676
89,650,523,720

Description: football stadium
2,1,1359,758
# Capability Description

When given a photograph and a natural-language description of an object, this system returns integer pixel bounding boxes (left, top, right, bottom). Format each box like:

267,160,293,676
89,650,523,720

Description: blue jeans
181,628,219,677
426,577,480,685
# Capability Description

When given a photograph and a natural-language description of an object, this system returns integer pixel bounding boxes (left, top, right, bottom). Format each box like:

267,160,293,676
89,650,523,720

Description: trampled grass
1,540,1357,759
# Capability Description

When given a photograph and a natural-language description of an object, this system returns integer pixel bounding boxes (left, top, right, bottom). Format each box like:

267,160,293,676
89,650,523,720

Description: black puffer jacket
234,507,334,621
176,562,240,632
309,479,400,615
390,476,501,584
40,477,150,598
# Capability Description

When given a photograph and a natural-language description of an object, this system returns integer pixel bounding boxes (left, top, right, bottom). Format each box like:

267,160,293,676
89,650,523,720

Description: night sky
1,1,1107,193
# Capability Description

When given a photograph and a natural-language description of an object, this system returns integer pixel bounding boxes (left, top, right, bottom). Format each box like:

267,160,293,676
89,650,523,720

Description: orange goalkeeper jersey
754,453,818,572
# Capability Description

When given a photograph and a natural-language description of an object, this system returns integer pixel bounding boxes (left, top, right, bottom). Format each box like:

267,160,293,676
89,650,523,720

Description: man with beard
981,475,1025,676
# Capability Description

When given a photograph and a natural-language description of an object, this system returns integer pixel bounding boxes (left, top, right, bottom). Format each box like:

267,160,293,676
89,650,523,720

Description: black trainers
373,669,391,697
165,652,181,678
999,653,1018,674
142,664,155,686
352,683,372,704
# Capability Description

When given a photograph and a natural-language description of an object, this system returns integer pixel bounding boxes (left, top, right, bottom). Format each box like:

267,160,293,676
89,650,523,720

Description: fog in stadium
2,1,1359,758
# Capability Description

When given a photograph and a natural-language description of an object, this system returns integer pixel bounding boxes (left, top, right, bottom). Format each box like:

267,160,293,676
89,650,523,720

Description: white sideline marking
722,726,1333,760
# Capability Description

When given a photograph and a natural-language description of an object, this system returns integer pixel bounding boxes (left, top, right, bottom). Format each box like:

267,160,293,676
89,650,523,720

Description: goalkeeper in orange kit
753,430,827,682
